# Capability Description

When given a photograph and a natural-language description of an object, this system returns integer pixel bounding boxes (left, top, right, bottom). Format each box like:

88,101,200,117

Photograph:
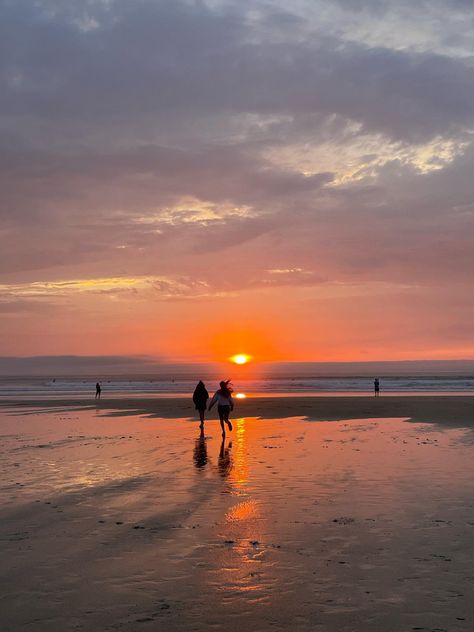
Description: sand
3,394,474,426
1,398,474,631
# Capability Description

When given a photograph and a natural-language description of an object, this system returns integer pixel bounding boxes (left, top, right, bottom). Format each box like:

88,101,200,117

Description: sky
0,0,473,364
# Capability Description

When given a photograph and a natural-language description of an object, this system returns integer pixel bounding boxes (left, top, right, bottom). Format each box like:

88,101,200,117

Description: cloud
2,0,473,145
0,354,164,376
0,275,223,300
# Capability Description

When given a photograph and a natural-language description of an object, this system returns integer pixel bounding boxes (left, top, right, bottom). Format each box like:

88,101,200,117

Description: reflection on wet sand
218,438,233,477
193,418,247,485
229,418,248,491
193,431,208,469
213,418,270,600
2,409,474,632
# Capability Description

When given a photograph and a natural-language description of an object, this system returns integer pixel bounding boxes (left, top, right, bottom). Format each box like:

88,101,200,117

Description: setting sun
230,354,251,365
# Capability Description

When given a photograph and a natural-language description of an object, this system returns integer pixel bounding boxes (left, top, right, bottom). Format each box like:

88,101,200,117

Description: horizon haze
1,356,474,378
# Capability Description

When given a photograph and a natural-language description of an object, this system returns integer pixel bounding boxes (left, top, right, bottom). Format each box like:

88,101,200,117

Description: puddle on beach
1,408,473,631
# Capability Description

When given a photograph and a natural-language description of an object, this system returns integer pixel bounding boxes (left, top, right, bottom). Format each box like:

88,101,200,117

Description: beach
3,394,474,427
1,396,473,631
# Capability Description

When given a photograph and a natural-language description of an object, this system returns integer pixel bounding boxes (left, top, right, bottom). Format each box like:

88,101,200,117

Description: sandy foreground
1,397,474,632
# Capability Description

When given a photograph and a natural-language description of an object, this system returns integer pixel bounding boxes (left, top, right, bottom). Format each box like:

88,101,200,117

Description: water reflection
218,438,233,477
193,418,249,489
229,418,248,490
215,418,269,600
193,430,208,469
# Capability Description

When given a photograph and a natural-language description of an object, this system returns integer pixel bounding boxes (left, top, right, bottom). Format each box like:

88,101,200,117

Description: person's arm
229,394,234,411
208,393,217,410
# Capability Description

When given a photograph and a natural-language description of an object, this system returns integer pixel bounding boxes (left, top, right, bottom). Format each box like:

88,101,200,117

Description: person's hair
218,379,233,398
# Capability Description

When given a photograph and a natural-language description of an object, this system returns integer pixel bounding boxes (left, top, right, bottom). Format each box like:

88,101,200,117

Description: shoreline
2,394,473,427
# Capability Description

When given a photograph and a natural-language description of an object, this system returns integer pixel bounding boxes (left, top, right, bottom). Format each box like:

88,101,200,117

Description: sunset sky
1,0,473,364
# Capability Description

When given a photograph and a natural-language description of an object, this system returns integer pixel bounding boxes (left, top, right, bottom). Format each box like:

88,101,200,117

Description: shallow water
1,409,473,631
2,374,474,398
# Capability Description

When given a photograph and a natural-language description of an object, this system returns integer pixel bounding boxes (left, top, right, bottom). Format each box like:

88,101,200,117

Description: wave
1,375,474,397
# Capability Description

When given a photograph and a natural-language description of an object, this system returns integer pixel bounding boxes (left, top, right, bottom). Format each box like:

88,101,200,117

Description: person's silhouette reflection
218,438,233,477
193,428,208,469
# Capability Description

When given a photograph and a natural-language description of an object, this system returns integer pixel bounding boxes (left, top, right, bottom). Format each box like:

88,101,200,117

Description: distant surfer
95,382,101,399
374,378,380,398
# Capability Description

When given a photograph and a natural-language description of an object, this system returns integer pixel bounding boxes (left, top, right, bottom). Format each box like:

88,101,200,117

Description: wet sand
2,394,474,427
1,403,474,631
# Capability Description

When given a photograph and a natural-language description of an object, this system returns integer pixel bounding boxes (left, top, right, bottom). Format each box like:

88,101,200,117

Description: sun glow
235,393,247,399
230,354,251,365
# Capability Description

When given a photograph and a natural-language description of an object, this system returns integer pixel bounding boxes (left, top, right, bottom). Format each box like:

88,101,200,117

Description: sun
230,354,251,365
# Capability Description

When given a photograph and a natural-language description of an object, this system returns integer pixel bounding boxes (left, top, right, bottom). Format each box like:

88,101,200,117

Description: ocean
1,374,474,398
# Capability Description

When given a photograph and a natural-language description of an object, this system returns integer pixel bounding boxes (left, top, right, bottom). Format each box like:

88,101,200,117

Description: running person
208,380,234,437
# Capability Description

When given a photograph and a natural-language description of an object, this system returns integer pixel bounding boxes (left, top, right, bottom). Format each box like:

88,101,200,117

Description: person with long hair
192,380,209,429
208,380,234,437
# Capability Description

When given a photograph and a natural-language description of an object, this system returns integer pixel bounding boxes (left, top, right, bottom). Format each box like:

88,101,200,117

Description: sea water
0,374,474,398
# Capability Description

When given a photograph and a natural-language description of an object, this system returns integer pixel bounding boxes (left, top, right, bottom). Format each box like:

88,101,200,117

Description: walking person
208,380,234,437
193,380,209,429
95,382,101,399
374,378,380,398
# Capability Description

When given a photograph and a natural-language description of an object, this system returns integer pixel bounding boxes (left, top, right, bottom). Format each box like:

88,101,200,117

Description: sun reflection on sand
225,499,260,522
229,418,249,490
215,418,272,598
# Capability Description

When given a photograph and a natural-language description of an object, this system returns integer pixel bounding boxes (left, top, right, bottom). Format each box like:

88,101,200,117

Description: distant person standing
208,380,234,437
193,380,209,428
374,378,380,398
95,382,101,399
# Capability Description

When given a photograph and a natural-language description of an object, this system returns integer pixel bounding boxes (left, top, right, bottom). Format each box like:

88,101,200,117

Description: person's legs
223,409,232,431
199,408,205,426
218,406,226,436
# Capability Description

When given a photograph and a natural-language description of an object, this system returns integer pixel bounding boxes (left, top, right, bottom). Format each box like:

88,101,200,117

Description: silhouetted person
193,429,208,469
95,382,101,399
193,380,209,428
208,380,234,437
374,378,380,398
